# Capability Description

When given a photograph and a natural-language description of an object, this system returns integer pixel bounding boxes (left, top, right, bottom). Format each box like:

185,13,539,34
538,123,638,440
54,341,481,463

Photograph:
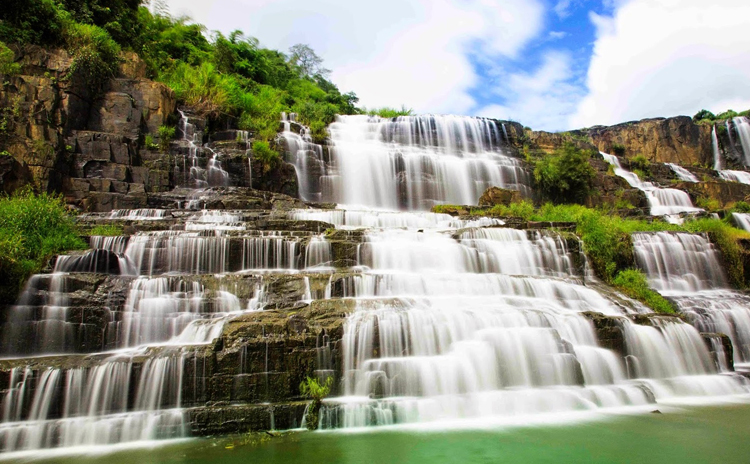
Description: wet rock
478,186,520,207
580,311,626,356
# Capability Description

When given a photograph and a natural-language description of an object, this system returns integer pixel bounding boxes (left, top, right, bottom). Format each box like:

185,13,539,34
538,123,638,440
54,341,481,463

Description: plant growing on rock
300,376,332,430
533,143,596,204
158,125,175,153
0,41,20,75
252,140,280,174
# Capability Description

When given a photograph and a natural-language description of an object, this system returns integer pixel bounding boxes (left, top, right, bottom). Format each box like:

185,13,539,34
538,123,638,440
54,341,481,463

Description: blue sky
164,0,750,131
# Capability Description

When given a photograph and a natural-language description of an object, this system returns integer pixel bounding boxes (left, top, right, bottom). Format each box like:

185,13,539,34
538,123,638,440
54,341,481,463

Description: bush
0,41,20,75
611,143,626,156
0,189,86,302
484,200,535,220
731,201,750,214
693,109,716,122
533,144,596,204
299,376,332,430
158,125,175,153
366,106,413,118
252,140,280,173
629,154,650,175
63,20,121,91
613,269,675,314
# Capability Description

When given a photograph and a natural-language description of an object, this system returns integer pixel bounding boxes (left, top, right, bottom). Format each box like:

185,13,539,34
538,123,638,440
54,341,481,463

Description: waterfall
733,213,750,232
666,164,699,183
633,232,750,364
283,114,530,209
733,117,750,166
712,126,723,171
277,113,327,202
601,153,701,220
718,170,750,185
177,111,231,188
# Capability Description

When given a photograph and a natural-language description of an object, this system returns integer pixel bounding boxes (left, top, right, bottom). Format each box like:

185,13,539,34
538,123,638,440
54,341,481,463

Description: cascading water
732,213,750,232
733,117,750,166
601,153,701,221
713,125,723,171
317,216,747,429
718,170,750,185
177,111,231,188
281,114,530,209
666,164,699,183
633,232,750,365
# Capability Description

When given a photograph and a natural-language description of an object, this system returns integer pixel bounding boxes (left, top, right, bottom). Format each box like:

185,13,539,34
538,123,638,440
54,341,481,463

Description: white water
666,164,699,183
712,126,723,171
280,114,530,209
317,214,747,429
732,213,750,232
733,117,750,166
633,232,750,364
601,153,702,221
718,170,750,185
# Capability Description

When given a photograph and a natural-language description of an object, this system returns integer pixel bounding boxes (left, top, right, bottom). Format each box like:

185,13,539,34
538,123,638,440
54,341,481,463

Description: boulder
478,186,520,207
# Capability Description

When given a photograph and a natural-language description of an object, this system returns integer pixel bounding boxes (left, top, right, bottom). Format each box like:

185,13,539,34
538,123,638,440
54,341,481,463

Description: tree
288,43,330,79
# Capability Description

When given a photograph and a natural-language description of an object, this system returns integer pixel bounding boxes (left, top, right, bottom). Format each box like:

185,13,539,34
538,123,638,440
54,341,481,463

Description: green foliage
88,224,124,236
0,0,66,45
0,41,20,75
366,106,414,118
288,43,330,79
144,134,158,150
693,108,750,123
158,125,175,153
730,201,750,214
629,154,650,175
64,20,121,91
0,188,86,302
252,140,280,173
533,143,596,204
613,270,675,314
611,143,626,156
299,376,332,401
299,376,332,431
695,196,721,212
485,200,535,220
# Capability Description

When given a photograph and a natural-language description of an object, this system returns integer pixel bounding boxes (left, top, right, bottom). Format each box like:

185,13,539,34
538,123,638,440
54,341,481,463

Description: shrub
730,201,750,214
0,189,86,302
144,134,158,150
613,269,675,314
366,106,413,118
158,125,175,153
693,109,716,122
533,144,596,204
485,200,535,220
696,196,721,211
0,41,20,75
299,376,332,430
629,154,650,174
63,20,121,91
611,143,626,156
252,140,280,174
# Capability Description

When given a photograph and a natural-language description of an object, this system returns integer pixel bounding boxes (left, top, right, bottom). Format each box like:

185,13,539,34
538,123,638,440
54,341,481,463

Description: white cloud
553,0,573,18
570,0,750,128
164,0,545,114
548,31,568,40
476,52,584,131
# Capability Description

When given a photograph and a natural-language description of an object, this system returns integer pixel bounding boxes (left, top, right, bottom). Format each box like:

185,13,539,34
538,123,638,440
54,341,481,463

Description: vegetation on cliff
532,144,596,204
0,0,359,141
0,189,86,302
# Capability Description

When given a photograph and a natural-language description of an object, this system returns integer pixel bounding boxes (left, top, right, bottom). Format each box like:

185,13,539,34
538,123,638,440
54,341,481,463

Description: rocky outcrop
679,181,750,208
478,186,520,207
582,116,712,167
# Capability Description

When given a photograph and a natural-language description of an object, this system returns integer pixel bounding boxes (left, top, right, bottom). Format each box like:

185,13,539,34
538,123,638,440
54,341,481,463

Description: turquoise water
6,402,750,464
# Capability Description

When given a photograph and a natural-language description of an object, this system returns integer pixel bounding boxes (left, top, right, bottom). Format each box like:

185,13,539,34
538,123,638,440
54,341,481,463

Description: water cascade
733,117,750,166
713,126,723,171
718,170,750,185
732,213,750,232
601,153,702,221
281,114,531,209
666,164,699,183
633,232,750,365
3,113,750,454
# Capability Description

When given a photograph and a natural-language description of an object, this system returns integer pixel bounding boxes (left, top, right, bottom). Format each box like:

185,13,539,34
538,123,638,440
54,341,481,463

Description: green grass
88,224,124,236
0,189,87,302
613,269,676,314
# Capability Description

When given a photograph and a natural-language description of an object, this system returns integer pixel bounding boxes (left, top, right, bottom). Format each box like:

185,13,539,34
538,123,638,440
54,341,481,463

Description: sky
161,0,750,132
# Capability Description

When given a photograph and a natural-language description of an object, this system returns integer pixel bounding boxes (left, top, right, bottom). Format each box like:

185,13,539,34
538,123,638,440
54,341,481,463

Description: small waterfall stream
601,153,702,221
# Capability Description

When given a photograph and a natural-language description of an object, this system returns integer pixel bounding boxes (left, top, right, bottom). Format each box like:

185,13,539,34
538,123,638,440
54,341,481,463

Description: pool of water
5,401,750,463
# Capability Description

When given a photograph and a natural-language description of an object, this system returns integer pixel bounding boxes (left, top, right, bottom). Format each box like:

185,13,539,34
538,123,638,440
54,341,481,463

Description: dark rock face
580,311,625,356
